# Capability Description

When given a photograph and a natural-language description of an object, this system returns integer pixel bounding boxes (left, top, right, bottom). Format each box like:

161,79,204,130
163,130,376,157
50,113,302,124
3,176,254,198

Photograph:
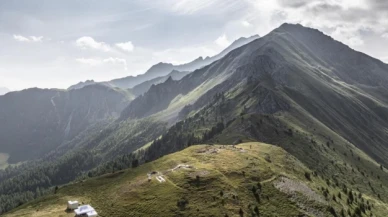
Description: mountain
109,35,260,89
2,24,388,217
69,35,260,91
0,84,134,163
67,80,97,90
130,70,191,97
122,23,388,164
0,87,10,95
200,34,261,67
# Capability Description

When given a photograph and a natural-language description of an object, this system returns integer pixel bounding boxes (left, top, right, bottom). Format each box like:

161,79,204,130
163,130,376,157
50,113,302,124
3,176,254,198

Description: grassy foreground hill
4,142,388,217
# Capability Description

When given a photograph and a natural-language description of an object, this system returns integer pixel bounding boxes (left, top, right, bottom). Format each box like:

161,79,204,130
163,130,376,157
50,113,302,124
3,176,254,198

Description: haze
0,0,387,90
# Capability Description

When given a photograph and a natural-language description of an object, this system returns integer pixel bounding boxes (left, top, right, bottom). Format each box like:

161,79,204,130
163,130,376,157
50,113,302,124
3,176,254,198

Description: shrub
304,172,312,181
239,208,244,217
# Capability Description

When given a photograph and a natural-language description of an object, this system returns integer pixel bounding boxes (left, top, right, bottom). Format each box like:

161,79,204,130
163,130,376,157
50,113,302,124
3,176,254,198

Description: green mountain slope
8,142,387,217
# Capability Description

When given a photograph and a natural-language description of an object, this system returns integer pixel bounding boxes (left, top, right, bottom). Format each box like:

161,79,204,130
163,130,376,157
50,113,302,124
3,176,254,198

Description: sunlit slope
5,142,388,217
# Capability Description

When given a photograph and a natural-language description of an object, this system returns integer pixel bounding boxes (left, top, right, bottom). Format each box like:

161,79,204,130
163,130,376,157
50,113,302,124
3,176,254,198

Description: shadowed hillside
0,84,133,163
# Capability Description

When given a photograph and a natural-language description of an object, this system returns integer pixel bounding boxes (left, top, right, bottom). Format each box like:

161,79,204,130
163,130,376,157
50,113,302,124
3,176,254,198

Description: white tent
67,201,78,210
87,210,98,217
74,205,95,215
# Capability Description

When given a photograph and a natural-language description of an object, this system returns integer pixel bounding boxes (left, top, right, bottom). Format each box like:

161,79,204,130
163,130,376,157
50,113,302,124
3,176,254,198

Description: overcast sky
0,0,387,90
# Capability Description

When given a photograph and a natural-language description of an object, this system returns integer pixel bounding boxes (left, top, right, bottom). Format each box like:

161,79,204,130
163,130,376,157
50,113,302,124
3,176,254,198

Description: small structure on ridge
74,204,98,217
67,201,79,210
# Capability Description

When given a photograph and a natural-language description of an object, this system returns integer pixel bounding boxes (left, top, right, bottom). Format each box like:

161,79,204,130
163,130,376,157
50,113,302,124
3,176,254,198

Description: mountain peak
230,34,260,47
278,22,303,29
165,76,173,82
234,34,260,43
275,23,328,38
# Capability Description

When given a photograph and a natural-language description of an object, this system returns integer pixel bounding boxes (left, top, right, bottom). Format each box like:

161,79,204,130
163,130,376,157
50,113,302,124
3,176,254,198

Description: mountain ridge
68,34,260,90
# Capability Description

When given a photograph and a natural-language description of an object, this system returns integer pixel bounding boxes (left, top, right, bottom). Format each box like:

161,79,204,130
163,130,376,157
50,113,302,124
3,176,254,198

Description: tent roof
87,210,98,216
74,205,95,215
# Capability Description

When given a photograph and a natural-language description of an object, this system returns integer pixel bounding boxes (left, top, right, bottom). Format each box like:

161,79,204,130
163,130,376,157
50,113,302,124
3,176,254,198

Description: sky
0,0,387,90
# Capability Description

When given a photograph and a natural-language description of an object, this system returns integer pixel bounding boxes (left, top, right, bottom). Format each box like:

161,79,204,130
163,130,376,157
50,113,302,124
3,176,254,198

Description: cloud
103,57,128,70
75,58,102,66
13,35,43,42
215,34,231,47
152,45,217,65
30,36,44,42
76,57,127,70
115,41,134,52
331,26,365,47
76,36,111,52
170,0,221,14
381,56,388,63
276,0,310,8
382,33,388,39
241,20,252,27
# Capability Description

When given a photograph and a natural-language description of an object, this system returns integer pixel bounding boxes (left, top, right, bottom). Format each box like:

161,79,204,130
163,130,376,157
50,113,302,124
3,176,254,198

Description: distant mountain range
68,35,260,91
2,24,388,216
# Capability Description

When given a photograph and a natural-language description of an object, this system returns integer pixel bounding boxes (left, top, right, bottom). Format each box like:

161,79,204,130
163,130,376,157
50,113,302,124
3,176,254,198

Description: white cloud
30,36,43,42
13,35,29,42
215,34,231,48
13,35,44,42
382,33,388,39
242,20,252,27
331,26,364,47
115,41,134,52
75,58,102,66
76,36,111,52
76,57,127,70
103,57,128,70
152,45,217,65
170,0,220,14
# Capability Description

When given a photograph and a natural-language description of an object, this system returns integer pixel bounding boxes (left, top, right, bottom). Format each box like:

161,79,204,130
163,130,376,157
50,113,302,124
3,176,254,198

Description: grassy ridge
5,142,338,217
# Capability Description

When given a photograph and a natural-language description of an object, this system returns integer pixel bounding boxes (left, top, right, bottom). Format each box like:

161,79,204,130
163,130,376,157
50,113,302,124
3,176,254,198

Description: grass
4,142,335,217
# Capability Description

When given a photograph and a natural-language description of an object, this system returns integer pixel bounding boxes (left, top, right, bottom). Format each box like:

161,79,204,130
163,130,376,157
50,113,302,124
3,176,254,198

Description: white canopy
87,210,98,217
74,205,95,215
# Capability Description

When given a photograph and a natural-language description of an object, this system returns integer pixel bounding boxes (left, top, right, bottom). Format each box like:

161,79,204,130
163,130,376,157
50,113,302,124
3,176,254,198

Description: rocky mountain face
130,70,190,97
0,84,133,163
121,23,388,164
